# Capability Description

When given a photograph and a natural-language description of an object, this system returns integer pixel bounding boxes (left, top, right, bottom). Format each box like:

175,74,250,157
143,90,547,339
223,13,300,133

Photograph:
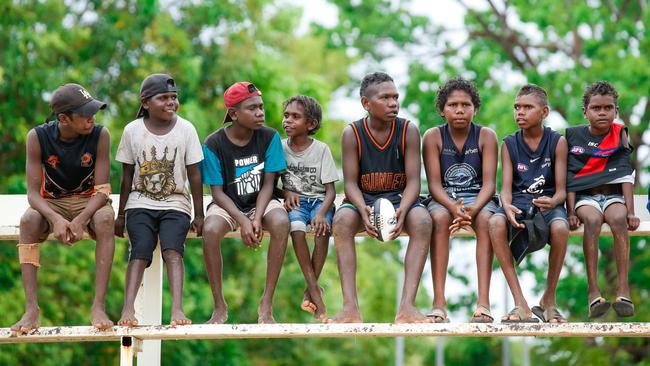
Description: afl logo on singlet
517,163,528,172
570,146,585,155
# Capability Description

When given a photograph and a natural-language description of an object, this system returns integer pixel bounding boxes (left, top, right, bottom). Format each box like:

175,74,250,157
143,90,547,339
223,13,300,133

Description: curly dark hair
435,77,481,113
517,84,548,106
583,81,618,109
360,72,394,97
283,95,323,135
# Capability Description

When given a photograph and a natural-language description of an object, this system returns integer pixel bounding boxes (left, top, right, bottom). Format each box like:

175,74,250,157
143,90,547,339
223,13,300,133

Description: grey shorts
426,193,500,214
575,194,625,214
493,204,569,227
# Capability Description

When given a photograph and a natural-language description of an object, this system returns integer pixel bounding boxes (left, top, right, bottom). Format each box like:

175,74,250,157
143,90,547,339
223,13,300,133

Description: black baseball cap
509,207,549,265
136,73,178,118
50,83,107,117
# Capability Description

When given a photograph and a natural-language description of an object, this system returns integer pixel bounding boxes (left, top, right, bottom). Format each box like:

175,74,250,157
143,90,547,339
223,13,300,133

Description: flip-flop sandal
426,308,450,323
470,305,494,323
588,296,610,318
532,306,566,323
501,306,539,323
612,296,635,317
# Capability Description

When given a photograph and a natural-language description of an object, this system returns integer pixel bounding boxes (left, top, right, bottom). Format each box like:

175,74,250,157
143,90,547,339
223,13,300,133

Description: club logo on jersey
80,152,93,167
593,147,618,158
47,155,59,169
517,163,528,172
570,146,585,155
524,175,546,195
233,159,265,196
444,163,478,191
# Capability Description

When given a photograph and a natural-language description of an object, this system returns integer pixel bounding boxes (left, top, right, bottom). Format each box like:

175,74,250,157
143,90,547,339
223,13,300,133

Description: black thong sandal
588,297,610,318
612,296,635,317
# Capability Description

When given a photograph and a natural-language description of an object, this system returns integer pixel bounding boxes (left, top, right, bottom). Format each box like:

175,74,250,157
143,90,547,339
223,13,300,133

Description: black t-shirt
34,120,102,198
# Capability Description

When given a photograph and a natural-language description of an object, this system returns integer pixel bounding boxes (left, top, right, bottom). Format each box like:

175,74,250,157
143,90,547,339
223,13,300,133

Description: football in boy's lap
372,198,397,242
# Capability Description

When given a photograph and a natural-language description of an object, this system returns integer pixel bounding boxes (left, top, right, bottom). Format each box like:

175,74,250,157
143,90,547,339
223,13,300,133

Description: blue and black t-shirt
201,126,286,212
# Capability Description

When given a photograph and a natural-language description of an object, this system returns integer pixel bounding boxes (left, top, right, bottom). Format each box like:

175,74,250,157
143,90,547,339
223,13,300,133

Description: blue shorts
287,197,335,232
426,192,500,214
575,193,625,215
493,204,568,227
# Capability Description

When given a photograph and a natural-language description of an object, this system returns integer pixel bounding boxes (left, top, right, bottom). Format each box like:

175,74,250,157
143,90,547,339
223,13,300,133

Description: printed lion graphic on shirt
136,146,177,200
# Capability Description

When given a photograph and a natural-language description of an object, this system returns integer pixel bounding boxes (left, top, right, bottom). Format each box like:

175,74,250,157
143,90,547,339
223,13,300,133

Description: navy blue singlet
438,122,483,195
503,127,560,207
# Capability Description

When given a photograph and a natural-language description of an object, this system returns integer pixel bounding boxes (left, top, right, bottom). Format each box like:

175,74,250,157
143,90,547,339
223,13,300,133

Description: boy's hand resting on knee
627,214,640,231
448,198,471,234
52,217,72,243
191,215,204,237
568,214,581,230
532,196,555,211
504,204,525,229
67,217,85,244
284,191,300,211
311,214,330,237
240,220,261,249
115,215,126,237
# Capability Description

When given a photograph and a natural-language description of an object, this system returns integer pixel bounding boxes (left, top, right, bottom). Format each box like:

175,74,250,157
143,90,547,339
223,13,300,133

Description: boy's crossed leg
292,230,328,320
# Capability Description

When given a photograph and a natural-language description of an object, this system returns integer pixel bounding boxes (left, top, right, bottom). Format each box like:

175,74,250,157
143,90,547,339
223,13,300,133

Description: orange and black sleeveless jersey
35,120,102,199
350,116,409,206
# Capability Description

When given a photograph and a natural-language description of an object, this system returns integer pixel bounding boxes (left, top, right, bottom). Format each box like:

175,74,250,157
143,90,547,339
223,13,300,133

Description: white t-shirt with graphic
116,117,203,216
281,138,339,199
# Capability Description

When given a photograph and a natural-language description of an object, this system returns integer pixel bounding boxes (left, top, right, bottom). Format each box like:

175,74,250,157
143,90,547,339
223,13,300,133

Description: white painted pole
502,275,510,366
135,244,163,366
395,269,404,366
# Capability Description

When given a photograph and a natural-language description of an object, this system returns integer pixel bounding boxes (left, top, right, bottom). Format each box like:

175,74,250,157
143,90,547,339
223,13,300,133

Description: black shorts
125,208,191,266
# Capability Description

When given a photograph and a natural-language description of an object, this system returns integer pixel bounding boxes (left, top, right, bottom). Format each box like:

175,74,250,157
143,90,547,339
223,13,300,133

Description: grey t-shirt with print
281,138,338,199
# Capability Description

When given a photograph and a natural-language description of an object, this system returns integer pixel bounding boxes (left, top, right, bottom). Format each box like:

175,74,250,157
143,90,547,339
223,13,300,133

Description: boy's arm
422,128,453,210
500,143,524,228
533,137,567,211
313,182,336,236
391,122,421,238
341,126,377,238
622,182,639,230
187,163,204,236
25,129,71,242
473,128,498,213
115,163,134,237
566,191,580,230
252,171,277,238
69,128,112,242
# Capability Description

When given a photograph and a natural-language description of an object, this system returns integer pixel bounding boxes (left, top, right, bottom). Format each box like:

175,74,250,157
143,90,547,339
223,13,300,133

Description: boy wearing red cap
115,73,204,327
201,82,289,324
12,83,115,335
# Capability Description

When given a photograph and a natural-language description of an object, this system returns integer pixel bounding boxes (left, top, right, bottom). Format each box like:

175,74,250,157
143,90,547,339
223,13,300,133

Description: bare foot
395,305,433,324
300,287,324,314
11,308,40,336
324,307,362,323
170,310,192,326
206,306,228,324
118,308,139,327
91,306,114,330
258,312,276,324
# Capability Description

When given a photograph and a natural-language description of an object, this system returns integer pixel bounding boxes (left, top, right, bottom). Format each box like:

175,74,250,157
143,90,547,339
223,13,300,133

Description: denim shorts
287,197,335,232
493,204,568,226
575,193,625,215
426,192,499,214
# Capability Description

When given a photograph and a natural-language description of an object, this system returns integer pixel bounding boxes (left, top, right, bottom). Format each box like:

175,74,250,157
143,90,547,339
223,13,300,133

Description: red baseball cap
223,82,262,122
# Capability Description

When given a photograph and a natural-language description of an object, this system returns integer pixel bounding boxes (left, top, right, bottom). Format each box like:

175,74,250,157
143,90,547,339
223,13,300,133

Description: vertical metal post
135,244,163,366
502,276,510,366
395,269,404,366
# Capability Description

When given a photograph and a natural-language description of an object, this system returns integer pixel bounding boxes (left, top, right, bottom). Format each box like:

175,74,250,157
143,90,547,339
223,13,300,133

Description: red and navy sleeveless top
35,120,102,198
349,117,409,205
504,127,561,208
439,122,483,195
566,123,634,192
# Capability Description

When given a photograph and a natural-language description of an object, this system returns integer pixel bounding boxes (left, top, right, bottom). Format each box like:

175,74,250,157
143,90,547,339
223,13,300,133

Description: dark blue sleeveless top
350,117,409,205
35,120,102,198
439,122,483,195
504,127,561,207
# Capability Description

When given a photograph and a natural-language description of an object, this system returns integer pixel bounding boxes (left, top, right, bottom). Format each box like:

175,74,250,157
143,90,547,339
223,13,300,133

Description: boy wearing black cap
201,81,289,324
488,84,569,323
12,83,115,335
115,73,204,326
